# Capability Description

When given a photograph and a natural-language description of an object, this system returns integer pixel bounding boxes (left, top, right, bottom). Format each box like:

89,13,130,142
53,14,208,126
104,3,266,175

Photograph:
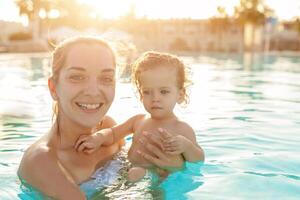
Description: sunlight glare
0,0,299,22
49,9,60,19
39,9,47,19
80,0,133,19
82,0,241,19
266,0,300,20
20,16,28,27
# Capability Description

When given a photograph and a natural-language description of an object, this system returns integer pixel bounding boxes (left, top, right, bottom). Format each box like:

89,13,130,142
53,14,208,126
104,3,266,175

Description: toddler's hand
74,132,105,154
162,135,188,155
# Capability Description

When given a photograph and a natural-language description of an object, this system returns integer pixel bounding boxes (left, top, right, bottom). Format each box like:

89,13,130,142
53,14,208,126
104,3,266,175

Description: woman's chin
77,119,101,129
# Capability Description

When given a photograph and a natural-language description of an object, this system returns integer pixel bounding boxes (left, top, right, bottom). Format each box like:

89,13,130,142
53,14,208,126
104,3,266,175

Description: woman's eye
161,90,169,94
70,74,85,81
100,76,114,84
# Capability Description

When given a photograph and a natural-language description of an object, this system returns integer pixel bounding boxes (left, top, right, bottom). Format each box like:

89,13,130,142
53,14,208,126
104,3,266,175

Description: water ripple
1,53,300,199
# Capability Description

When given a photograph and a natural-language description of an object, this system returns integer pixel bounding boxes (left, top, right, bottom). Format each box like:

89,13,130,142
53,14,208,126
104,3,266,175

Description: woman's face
52,43,116,128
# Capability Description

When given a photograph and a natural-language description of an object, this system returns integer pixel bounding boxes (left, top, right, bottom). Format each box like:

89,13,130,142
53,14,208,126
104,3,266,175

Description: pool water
0,52,300,199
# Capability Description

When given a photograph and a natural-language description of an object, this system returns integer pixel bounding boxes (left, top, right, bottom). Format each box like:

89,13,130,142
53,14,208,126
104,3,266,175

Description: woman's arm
18,148,86,200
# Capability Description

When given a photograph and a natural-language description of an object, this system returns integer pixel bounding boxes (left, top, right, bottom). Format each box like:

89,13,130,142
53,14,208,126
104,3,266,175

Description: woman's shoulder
18,137,57,181
20,137,55,168
18,138,86,199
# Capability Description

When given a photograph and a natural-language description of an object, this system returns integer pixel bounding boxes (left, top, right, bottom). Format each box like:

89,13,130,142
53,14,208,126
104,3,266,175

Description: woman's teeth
76,103,102,109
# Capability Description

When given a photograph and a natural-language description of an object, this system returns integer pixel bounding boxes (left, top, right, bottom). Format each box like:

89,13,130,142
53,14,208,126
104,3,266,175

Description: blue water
0,52,300,199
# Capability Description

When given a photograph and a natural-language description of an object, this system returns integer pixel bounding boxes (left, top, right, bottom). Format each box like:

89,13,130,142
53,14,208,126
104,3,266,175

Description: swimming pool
0,52,299,199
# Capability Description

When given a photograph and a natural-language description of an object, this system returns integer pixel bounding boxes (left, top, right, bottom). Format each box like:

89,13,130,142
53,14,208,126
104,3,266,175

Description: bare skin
128,115,191,169
75,65,204,182
18,43,120,200
18,117,123,200
18,42,185,199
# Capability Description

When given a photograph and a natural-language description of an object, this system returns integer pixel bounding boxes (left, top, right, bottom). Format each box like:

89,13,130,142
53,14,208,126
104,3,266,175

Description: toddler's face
138,66,183,119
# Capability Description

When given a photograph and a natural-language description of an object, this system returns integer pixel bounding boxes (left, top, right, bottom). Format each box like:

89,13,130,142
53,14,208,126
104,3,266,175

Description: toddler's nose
151,91,160,102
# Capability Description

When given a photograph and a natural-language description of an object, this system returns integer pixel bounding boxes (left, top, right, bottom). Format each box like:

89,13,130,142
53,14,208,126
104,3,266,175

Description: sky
0,0,299,24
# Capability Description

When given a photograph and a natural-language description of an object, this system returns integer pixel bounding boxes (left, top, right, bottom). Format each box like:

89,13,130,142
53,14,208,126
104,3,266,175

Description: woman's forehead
65,65,115,74
65,44,115,69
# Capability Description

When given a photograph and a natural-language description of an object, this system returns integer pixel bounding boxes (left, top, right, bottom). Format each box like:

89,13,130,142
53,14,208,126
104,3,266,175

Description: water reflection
29,56,51,82
0,55,50,118
0,53,299,199
195,52,300,72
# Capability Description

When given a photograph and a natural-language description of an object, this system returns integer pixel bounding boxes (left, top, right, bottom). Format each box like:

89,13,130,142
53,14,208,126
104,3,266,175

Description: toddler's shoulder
132,114,147,120
176,120,194,130
174,120,195,136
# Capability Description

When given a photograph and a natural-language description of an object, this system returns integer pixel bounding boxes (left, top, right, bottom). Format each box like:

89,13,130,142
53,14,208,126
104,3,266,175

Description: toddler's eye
161,90,169,94
142,90,150,95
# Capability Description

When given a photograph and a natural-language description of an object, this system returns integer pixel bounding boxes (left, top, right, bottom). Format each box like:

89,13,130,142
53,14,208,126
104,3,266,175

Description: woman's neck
54,116,94,150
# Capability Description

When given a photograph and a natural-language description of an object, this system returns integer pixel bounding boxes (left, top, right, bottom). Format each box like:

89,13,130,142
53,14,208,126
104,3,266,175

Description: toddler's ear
138,90,143,101
48,78,58,100
177,88,185,104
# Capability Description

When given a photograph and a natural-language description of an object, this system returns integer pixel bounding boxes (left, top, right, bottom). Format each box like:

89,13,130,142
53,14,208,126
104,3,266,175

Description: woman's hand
137,128,184,172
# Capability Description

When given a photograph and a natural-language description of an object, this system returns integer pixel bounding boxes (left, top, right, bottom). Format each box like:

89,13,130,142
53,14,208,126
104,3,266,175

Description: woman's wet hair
132,51,191,104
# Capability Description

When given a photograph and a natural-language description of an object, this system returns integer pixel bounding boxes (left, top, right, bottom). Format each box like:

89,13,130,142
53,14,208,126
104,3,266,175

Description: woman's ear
177,88,185,104
48,78,58,100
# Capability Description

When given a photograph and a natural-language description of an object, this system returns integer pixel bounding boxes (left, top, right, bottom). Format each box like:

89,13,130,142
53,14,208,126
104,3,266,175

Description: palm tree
234,0,270,52
209,6,230,51
54,0,92,29
295,18,300,37
15,0,93,39
15,0,52,40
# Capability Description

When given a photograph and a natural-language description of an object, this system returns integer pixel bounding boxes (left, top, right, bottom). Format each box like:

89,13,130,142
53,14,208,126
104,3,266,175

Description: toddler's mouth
151,106,162,109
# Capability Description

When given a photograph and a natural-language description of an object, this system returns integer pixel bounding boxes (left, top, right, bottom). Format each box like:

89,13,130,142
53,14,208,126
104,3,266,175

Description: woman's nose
84,78,101,95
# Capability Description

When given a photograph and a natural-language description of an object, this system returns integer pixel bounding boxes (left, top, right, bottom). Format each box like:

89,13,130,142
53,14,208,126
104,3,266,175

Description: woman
18,37,183,200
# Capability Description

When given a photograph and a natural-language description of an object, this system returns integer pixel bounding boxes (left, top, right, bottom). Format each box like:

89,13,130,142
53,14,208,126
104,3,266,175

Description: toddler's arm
74,129,113,153
75,114,144,153
160,126,205,162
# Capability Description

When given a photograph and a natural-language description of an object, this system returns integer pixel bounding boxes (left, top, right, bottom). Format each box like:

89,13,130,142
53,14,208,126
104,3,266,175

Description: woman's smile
75,102,104,112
